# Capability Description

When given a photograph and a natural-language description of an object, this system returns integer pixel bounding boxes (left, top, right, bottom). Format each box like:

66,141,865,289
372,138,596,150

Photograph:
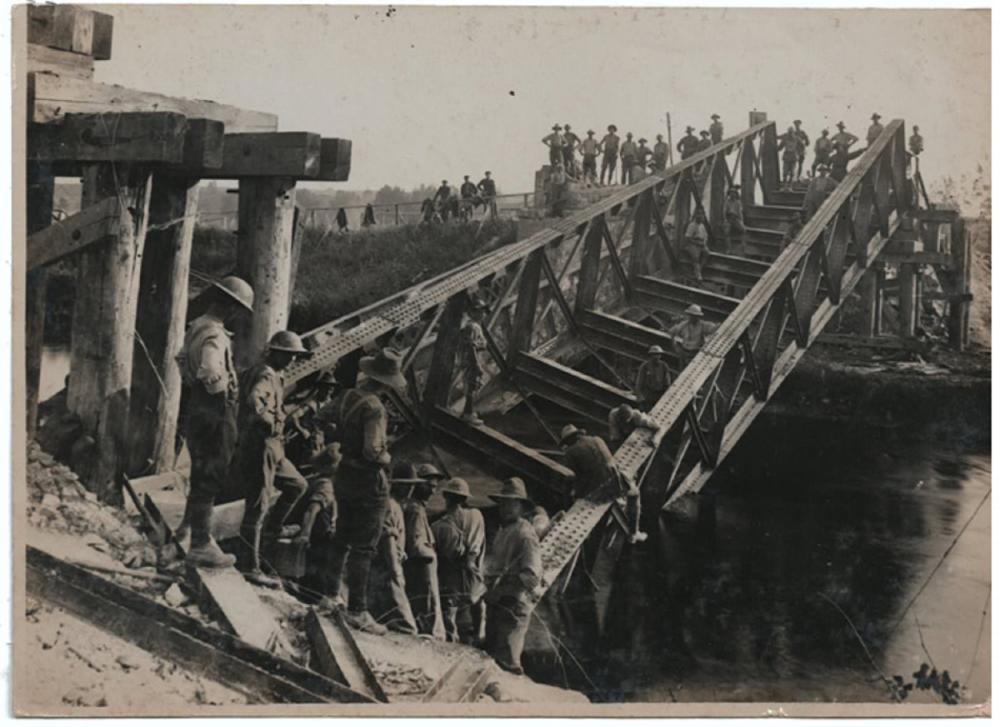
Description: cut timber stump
305,610,388,702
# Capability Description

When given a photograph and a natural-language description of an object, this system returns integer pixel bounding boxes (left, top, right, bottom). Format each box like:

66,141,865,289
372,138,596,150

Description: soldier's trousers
326,477,389,612
368,537,418,633
601,155,617,184
486,597,533,671
404,556,446,639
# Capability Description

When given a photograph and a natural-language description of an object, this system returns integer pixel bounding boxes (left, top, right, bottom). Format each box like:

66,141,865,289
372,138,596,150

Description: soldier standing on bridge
543,124,564,167
633,138,652,182
367,462,421,634
580,130,600,187
319,347,406,634
561,425,646,544
600,124,620,185
677,126,699,159
867,113,885,145
778,126,799,189
793,120,810,180
709,114,724,144
829,143,866,183
174,276,254,569
458,296,489,426
620,132,638,185
433,477,487,645
404,468,446,639
802,162,837,221
812,129,833,176
478,171,498,219
723,185,746,255
232,330,312,587
696,130,712,154
668,304,718,369
635,345,672,412
562,124,580,173
831,121,859,150
484,477,543,675
652,134,669,171
682,208,710,282
547,161,569,217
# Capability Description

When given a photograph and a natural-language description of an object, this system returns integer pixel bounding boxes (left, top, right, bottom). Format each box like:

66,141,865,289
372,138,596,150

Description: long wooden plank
26,194,121,270
421,659,494,703
29,72,278,132
189,566,283,652
26,546,375,704
28,111,192,163
208,132,321,178
305,610,388,703
26,43,94,79
28,5,114,59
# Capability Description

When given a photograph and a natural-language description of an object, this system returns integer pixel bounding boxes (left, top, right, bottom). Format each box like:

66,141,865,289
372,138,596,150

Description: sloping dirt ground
20,440,588,712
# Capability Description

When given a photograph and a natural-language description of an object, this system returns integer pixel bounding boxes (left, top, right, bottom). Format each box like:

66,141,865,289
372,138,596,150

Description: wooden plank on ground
188,566,283,652
26,43,94,79
305,609,388,703
421,658,495,703
28,5,114,59
26,546,375,703
26,195,121,270
29,72,278,132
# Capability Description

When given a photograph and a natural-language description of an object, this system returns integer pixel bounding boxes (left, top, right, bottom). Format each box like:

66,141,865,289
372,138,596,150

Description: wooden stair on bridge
743,226,785,259
577,309,680,366
702,252,772,290
632,276,740,322
745,203,801,231
767,188,806,207
512,351,637,426
428,406,574,495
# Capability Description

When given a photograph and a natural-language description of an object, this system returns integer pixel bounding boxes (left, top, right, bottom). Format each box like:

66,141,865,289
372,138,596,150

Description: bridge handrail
286,119,772,383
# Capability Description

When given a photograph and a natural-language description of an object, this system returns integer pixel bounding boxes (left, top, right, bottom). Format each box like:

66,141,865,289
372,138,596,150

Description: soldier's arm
247,377,279,434
361,408,390,466
194,337,229,395
516,530,543,593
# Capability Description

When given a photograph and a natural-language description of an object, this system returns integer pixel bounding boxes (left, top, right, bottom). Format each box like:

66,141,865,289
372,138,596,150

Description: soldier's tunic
600,132,620,183
403,498,446,639
368,495,418,633
802,175,838,221
710,120,724,144
564,434,621,501
484,518,542,672
669,318,719,368
652,141,669,171
812,136,833,173
460,320,488,400
677,134,699,159
635,358,672,411
620,139,638,184
867,122,885,145
608,405,658,449
178,314,240,512
433,506,487,643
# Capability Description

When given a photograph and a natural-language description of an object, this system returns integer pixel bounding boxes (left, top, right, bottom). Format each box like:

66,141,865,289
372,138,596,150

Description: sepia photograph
10,2,992,717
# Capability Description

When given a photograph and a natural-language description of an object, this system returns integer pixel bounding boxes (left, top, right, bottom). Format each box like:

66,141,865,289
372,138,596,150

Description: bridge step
745,204,801,230
768,189,806,207
577,310,680,366
632,276,740,322
513,351,636,425
428,406,574,495
703,252,772,289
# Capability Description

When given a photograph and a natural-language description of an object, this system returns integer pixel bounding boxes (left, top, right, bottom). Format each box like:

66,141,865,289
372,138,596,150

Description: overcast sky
91,5,990,195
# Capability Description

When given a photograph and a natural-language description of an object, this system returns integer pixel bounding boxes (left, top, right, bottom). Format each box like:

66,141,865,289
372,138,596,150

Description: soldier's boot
186,501,236,569
343,549,387,634
238,522,282,589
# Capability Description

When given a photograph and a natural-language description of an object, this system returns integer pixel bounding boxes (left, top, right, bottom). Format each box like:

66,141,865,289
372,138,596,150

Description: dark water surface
586,415,990,704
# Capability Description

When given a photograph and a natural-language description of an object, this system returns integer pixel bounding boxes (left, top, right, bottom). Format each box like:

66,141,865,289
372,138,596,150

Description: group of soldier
422,172,500,223
542,114,726,188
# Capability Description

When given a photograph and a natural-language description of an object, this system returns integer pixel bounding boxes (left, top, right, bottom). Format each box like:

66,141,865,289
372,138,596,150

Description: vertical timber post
236,176,297,370
709,155,727,249
947,218,970,350
897,263,918,338
858,267,879,337
760,122,779,204
26,162,54,437
128,174,199,475
740,137,756,208
69,163,153,502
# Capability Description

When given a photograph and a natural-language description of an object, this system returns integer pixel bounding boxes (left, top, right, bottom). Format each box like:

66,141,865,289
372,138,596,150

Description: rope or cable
887,489,991,636
133,330,169,400
963,590,990,685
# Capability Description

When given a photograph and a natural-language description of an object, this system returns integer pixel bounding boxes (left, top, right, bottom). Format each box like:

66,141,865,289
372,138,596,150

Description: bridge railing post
760,123,780,204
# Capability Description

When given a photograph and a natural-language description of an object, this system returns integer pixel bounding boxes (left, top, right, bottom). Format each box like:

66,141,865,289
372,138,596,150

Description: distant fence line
197,191,538,232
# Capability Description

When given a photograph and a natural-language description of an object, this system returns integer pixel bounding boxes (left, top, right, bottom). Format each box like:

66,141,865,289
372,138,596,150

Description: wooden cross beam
28,113,225,169
27,43,94,80
26,195,121,270
198,134,353,181
28,5,114,59
28,72,278,132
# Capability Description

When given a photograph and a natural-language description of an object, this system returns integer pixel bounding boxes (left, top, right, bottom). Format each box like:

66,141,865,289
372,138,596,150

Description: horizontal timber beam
28,5,114,59
27,43,95,80
27,195,121,270
29,72,278,132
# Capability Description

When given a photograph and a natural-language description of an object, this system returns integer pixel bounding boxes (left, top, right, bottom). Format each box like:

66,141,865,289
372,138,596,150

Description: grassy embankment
43,220,518,343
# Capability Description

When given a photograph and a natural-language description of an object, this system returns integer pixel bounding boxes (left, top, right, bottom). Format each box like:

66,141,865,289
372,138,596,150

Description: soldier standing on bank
174,276,254,569
319,348,406,633
433,477,487,645
233,330,312,587
600,124,620,185
404,469,446,639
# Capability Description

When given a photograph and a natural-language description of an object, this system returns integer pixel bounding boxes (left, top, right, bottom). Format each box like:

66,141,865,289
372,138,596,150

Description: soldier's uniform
802,173,838,221
677,132,699,160
683,217,709,281
909,130,924,157
580,135,600,184
178,313,240,557
460,317,487,421
723,191,746,254
831,127,859,149
562,129,579,169
867,119,885,145
433,502,487,644
793,125,810,178
812,134,833,175
635,356,671,411
778,131,798,186
563,433,620,501
710,118,724,144
368,492,419,633
543,129,564,166
620,138,638,185
403,495,446,639
233,361,309,573
669,316,719,369
608,405,658,449
652,140,669,171
600,130,620,185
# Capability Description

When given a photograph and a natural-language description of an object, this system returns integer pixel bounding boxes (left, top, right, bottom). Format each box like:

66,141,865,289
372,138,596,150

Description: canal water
588,413,990,705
